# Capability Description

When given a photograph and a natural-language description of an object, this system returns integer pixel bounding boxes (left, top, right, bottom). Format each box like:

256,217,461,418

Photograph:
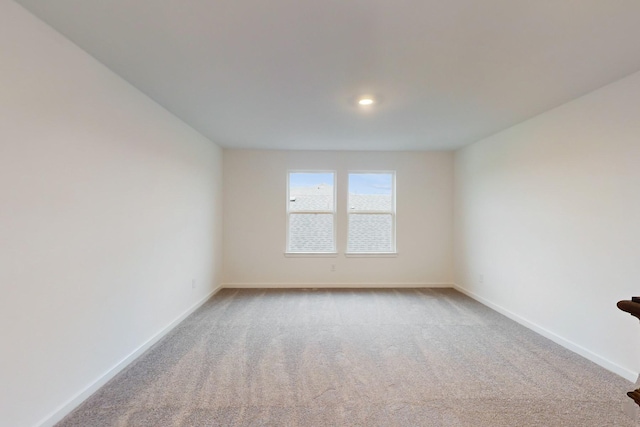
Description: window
287,171,336,253
347,172,395,253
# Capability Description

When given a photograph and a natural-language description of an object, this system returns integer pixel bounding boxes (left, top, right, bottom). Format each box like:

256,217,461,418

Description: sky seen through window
289,172,392,194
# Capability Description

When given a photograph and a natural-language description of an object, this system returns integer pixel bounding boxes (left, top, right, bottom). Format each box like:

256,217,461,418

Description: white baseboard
36,285,223,427
453,283,638,383
223,283,453,289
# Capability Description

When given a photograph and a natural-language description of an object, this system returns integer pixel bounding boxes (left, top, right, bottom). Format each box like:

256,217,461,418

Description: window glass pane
347,214,393,252
289,172,334,211
288,213,334,252
348,173,393,211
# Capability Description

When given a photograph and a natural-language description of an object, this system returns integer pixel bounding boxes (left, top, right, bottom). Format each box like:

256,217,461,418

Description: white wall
223,150,454,287
0,2,223,426
454,70,640,381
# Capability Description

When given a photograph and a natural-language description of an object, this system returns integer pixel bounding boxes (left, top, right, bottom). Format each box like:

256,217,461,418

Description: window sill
345,252,398,258
284,252,339,258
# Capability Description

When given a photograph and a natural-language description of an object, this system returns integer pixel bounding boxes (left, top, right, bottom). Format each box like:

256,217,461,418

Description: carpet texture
57,288,635,426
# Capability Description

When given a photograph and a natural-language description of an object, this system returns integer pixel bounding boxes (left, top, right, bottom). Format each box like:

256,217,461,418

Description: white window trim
285,170,337,254
284,252,339,258
345,170,397,255
345,252,398,258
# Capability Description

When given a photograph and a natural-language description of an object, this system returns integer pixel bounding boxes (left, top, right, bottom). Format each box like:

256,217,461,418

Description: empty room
2,0,640,426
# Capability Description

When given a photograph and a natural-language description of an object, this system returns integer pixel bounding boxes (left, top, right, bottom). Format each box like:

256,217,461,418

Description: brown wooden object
617,300,640,320
617,299,640,408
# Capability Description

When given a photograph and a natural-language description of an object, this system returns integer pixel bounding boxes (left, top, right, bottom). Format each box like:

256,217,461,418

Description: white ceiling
14,0,640,151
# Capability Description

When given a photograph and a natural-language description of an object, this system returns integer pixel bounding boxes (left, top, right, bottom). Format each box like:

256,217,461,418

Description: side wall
454,71,640,381
223,150,454,287
0,2,223,426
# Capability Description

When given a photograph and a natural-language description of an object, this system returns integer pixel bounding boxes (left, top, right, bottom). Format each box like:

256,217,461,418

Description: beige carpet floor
57,288,635,426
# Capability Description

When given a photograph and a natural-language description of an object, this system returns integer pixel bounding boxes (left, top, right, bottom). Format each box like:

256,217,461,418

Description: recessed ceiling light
358,97,375,106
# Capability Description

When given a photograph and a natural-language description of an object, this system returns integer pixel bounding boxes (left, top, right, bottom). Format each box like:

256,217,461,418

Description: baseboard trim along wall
453,283,637,383
223,283,453,289
36,285,223,427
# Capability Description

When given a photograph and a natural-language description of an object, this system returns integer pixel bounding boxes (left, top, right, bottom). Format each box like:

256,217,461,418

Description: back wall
223,150,454,287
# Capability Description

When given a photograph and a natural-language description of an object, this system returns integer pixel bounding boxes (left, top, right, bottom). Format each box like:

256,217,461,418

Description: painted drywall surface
223,150,454,286
0,1,223,426
454,70,640,380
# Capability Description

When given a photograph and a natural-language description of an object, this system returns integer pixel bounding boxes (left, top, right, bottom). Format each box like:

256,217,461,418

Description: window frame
346,170,397,255
285,170,337,255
